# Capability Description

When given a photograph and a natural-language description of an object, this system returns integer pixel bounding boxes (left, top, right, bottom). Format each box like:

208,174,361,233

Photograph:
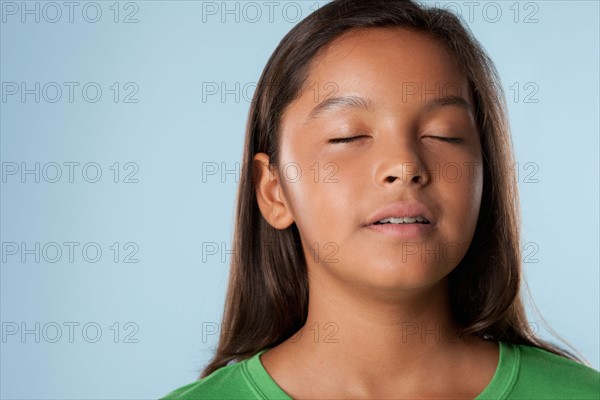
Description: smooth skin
253,27,498,399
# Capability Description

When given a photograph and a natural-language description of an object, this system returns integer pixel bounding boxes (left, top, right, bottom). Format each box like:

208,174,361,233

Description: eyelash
428,135,465,144
329,135,464,144
329,135,367,144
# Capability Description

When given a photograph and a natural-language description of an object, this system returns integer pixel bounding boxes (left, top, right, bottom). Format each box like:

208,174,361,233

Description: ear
252,153,295,230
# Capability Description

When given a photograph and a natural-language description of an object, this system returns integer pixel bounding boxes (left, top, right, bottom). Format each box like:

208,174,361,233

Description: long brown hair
200,0,589,378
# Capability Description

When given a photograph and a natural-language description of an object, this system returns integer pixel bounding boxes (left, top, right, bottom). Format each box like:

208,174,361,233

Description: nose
375,136,430,187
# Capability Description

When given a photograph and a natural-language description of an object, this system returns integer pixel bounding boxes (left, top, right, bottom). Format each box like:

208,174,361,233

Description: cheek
281,160,360,244
440,161,483,244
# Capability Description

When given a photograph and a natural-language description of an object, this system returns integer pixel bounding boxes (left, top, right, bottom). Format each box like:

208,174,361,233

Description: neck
260,263,498,399
301,267,464,367
264,264,484,395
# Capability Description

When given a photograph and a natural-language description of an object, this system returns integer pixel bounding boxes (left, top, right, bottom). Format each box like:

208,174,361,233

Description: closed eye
426,136,465,144
329,135,464,144
329,135,369,144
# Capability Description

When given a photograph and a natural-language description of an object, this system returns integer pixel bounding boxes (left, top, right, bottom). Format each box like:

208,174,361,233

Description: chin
356,261,449,292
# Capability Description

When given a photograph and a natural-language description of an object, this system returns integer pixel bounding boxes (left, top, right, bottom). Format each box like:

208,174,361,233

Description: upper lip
365,201,435,226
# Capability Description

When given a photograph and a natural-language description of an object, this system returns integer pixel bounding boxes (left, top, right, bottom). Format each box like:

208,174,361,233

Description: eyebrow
423,95,472,114
305,95,373,124
304,94,473,124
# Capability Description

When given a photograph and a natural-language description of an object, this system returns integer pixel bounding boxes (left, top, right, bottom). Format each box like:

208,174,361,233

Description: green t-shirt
161,341,600,399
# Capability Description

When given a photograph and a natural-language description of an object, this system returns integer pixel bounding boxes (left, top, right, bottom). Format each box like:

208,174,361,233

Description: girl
163,0,600,398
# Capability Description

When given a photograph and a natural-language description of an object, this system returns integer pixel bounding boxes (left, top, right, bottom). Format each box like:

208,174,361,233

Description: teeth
377,216,429,224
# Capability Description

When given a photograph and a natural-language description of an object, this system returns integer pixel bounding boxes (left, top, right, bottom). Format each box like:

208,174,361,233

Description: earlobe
252,153,295,230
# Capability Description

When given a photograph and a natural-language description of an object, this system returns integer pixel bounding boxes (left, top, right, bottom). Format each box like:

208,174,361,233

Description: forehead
314,27,465,81
295,27,470,109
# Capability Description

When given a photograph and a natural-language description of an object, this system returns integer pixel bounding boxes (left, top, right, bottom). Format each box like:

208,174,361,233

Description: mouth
372,216,431,225
365,201,435,227
366,215,435,240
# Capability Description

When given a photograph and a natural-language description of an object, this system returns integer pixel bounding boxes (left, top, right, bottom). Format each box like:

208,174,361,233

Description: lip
364,201,436,227
365,221,435,239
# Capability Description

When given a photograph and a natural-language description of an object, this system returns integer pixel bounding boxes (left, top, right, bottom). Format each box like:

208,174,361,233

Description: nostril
385,175,423,184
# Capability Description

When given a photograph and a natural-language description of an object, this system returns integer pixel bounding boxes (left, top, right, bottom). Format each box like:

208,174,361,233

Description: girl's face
258,27,483,294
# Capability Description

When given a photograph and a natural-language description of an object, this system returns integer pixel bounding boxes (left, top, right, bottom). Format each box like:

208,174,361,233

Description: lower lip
365,222,435,239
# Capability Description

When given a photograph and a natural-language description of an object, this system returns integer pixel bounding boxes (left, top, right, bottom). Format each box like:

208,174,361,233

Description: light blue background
1,1,598,398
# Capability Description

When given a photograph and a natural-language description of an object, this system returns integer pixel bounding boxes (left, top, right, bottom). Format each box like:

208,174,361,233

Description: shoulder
512,342,600,399
160,361,254,400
